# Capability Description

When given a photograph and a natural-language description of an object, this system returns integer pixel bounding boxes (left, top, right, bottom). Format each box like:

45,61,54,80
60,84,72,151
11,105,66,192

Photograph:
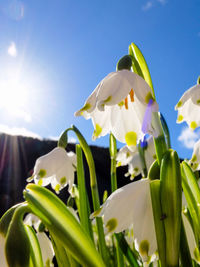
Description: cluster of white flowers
27,64,200,264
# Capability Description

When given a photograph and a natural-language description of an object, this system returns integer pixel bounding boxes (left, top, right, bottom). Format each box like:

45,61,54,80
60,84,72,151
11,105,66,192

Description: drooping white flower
75,69,159,150
188,139,200,171
175,84,200,130
92,178,157,262
117,136,156,178
30,147,76,194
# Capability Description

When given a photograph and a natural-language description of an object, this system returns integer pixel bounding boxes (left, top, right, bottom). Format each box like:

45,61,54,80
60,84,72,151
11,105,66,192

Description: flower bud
117,55,132,71
160,149,182,267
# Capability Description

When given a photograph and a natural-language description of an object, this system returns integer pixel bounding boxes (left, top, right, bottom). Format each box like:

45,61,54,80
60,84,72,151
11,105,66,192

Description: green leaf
129,43,154,97
150,180,166,266
114,233,140,267
160,149,182,267
5,203,31,267
181,162,200,246
24,184,105,267
76,144,94,241
25,225,44,267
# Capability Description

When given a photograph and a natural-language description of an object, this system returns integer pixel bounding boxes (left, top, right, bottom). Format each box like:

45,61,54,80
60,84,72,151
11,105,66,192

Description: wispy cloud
0,124,41,139
178,127,200,149
142,1,153,11
7,42,17,57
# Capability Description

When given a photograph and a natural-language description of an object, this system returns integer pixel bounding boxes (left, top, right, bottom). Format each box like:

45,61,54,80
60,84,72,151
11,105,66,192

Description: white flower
75,69,159,149
31,147,76,194
93,178,157,262
188,139,200,171
117,136,156,178
175,84,200,130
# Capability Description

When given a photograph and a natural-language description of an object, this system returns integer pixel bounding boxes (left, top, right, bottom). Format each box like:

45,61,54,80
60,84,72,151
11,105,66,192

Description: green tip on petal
117,55,132,71
93,124,102,139
177,114,183,122
191,154,197,163
125,131,137,147
106,218,118,233
176,101,182,109
139,240,149,259
38,169,46,178
145,92,154,104
60,176,67,185
197,76,200,85
190,121,197,130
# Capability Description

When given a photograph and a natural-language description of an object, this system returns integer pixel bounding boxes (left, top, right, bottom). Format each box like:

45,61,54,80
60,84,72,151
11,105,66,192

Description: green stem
58,125,110,265
180,218,193,267
109,133,118,192
109,133,124,267
115,233,140,267
153,113,168,165
76,144,94,241
138,140,148,177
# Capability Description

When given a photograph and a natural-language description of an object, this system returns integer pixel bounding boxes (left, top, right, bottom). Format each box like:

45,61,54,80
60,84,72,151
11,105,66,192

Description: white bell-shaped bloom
117,136,156,178
175,84,200,130
188,139,200,171
75,69,159,150
31,147,76,194
93,178,157,263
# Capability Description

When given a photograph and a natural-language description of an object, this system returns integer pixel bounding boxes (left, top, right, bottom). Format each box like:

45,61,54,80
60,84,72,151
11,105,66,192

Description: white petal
90,106,112,140
128,152,143,177
0,234,8,267
74,83,99,117
116,145,137,166
96,70,153,108
175,84,200,110
33,147,69,179
37,232,54,266
110,99,144,147
98,179,157,259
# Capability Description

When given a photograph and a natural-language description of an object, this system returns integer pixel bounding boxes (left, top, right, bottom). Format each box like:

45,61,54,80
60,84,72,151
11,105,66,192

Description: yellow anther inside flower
125,97,128,109
129,89,134,102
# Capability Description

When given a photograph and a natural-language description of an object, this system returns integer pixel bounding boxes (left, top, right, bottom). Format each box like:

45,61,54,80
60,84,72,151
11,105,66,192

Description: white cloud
48,136,77,143
178,127,200,149
68,136,77,144
142,1,153,11
0,124,41,139
7,42,17,57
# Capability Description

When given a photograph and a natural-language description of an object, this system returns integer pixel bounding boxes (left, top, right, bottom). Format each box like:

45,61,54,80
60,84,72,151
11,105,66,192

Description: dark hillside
0,133,131,217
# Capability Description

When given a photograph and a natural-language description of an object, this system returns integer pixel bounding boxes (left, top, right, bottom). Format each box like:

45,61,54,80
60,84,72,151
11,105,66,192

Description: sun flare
0,76,31,122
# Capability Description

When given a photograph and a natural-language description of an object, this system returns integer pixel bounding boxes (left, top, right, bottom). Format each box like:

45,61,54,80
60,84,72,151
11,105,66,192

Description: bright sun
0,76,31,122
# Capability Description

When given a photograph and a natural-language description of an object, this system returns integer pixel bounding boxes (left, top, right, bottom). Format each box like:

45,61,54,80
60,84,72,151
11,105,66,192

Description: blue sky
0,0,200,159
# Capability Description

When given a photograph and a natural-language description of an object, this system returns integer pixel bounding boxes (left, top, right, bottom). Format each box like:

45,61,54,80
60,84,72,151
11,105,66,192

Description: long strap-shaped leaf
24,184,105,267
